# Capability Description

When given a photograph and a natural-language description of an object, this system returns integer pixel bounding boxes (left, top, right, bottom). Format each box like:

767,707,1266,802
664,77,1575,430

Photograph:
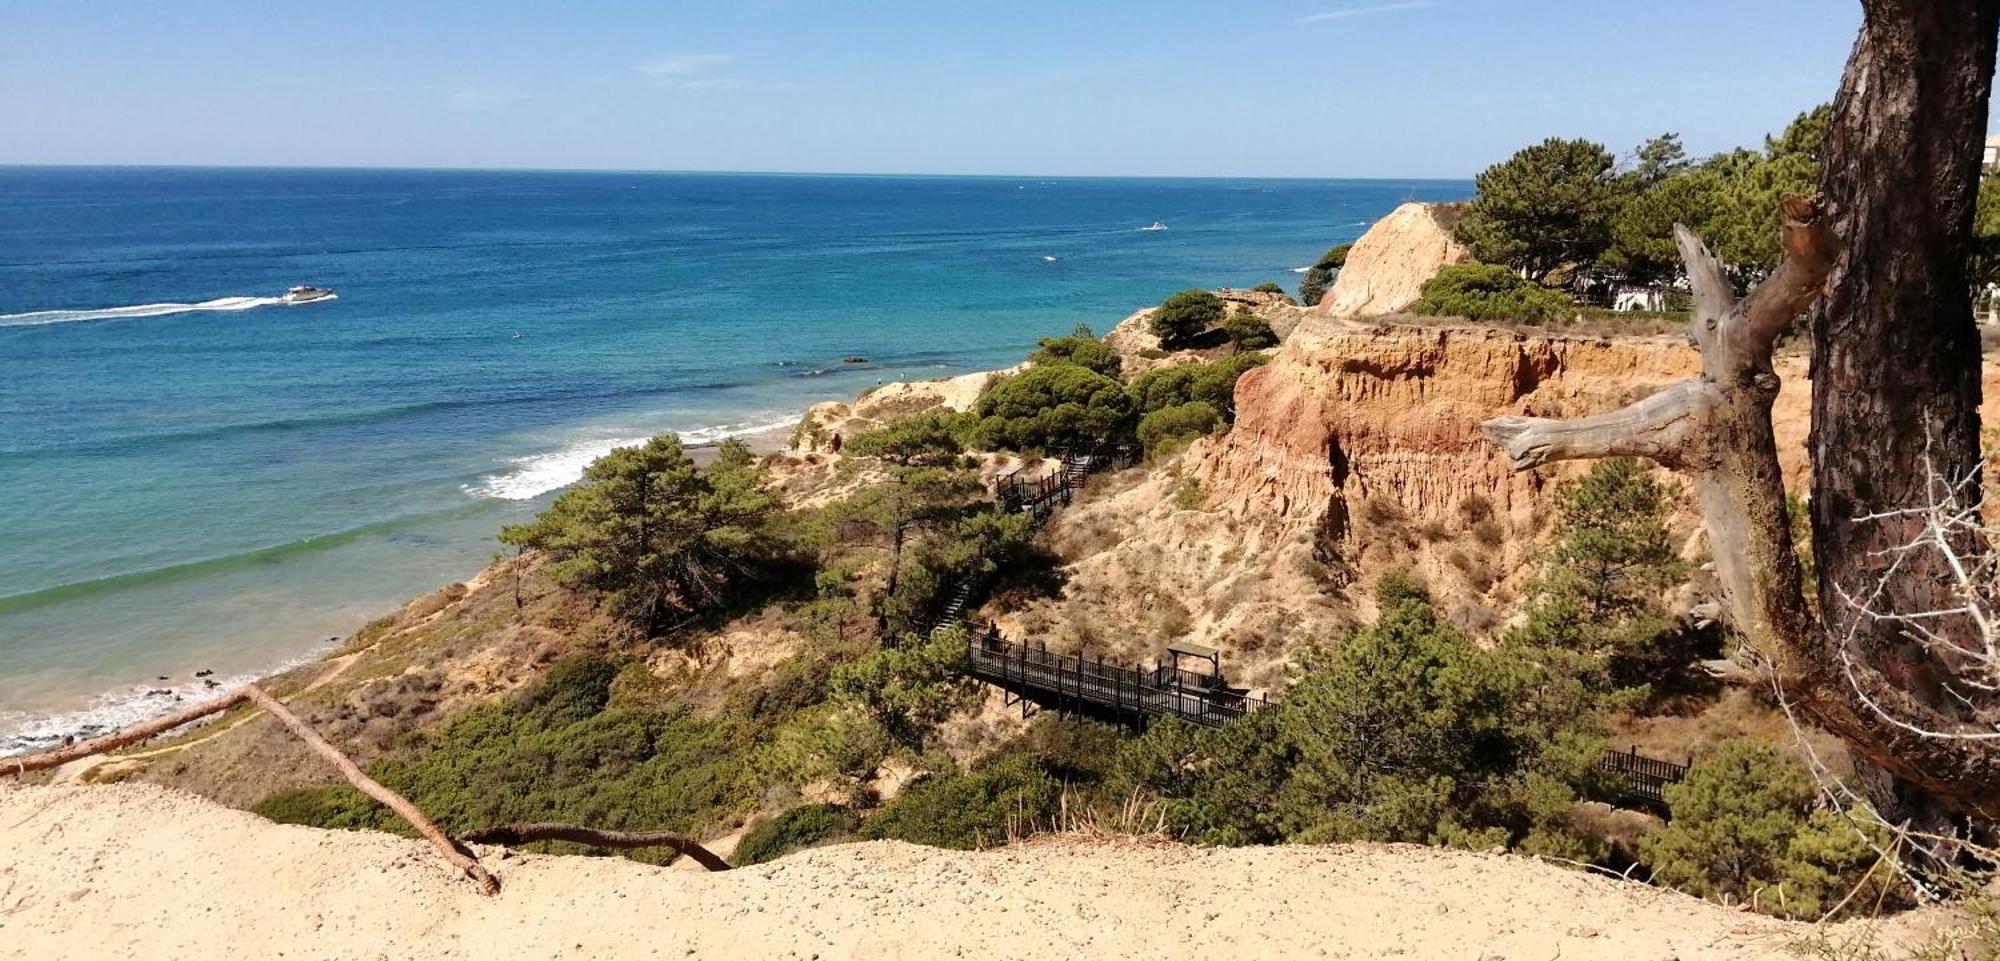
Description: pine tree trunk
1808,0,2000,819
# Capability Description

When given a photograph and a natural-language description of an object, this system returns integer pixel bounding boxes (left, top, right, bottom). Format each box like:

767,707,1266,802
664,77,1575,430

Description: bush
733,804,861,865
1137,401,1222,455
1150,289,1225,346
862,757,1062,849
1106,578,1609,855
845,411,968,466
1278,591,1606,851
1027,324,1122,378
830,627,984,748
251,660,766,853
1251,282,1286,295
1298,243,1351,307
1639,741,1897,918
1222,313,1277,350
1127,353,1266,422
968,365,1134,452
1412,264,1574,322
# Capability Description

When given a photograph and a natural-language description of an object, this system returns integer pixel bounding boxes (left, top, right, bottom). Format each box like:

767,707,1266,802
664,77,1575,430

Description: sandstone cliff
1316,202,1471,316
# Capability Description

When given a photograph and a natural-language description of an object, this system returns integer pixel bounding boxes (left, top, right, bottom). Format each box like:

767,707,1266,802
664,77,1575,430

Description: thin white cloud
637,54,736,88
1297,1,1437,23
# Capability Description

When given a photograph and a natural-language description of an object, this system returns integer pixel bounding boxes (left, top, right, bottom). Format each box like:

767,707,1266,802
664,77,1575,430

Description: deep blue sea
0,166,1470,750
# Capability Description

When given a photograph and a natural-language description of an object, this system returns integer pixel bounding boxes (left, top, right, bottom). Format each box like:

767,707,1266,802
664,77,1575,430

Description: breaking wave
464,415,798,501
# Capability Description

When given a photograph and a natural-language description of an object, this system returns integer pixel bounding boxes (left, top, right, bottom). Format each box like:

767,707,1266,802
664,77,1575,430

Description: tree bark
461,823,733,872
1807,0,2000,825
1810,0,1999,718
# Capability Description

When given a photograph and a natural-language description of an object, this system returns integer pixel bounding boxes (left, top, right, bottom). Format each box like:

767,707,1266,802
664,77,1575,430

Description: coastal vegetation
1411,264,1573,322
1149,289,1226,346
495,437,788,635
1448,110,1834,309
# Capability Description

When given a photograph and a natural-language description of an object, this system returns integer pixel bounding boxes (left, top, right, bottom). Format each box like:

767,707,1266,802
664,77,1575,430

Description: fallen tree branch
238,684,501,895
4,690,249,776
461,823,732,872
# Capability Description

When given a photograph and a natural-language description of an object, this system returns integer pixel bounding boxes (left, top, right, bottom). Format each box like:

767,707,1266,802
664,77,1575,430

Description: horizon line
0,161,1477,183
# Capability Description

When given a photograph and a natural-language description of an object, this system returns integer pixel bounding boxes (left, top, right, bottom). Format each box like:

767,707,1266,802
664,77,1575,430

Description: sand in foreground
0,783,1820,961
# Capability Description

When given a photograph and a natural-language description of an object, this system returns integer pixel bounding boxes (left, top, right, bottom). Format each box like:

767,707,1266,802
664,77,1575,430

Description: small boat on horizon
284,285,336,305
1141,222,1168,232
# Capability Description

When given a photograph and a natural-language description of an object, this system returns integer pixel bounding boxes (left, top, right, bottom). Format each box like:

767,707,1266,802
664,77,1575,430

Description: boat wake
0,293,329,329
464,415,798,501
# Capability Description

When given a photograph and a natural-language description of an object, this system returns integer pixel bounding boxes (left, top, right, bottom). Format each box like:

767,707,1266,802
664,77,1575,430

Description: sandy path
0,783,1835,961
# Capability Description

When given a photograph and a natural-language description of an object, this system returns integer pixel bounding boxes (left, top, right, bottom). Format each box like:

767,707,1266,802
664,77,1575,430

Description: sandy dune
0,783,1823,960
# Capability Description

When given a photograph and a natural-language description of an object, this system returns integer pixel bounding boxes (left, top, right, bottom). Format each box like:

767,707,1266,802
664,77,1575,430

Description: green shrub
1109,712,1296,845
862,757,1061,849
1028,324,1122,378
968,365,1134,452
830,627,984,748
733,804,861,865
1298,243,1351,306
1107,579,1609,855
1639,741,1898,918
1250,282,1286,295
845,411,968,466
1412,264,1574,322
531,654,621,725
1127,353,1267,422
1150,289,1225,345
1222,313,1277,350
1137,401,1221,455
250,662,766,854
1278,591,1606,851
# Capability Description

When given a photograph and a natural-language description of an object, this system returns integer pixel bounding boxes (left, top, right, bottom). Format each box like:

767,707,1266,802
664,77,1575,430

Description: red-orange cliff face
1192,320,1710,538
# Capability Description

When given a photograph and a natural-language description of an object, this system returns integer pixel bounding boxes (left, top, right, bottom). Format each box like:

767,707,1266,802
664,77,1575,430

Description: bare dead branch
3,689,248,776
1672,223,1735,349
1734,195,1838,357
239,684,501,895
1480,380,1717,471
461,823,733,872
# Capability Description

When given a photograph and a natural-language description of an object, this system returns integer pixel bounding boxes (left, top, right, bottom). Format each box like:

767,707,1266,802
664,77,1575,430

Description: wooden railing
958,625,1270,730
1596,745,1691,809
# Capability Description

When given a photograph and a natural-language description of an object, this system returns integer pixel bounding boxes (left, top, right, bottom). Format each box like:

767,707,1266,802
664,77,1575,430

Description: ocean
0,167,1470,752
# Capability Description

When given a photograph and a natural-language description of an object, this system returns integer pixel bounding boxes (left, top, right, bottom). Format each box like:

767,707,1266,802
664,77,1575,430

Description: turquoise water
0,167,1470,749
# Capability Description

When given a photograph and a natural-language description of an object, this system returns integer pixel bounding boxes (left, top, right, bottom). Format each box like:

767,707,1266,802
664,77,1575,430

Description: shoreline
0,417,805,758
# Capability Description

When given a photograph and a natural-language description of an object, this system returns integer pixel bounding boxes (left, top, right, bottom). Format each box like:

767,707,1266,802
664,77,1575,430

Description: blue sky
0,1,1894,177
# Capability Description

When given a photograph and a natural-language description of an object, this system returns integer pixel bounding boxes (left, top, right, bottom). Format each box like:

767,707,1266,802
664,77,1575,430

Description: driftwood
238,685,500,894
461,823,732,871
4,689,249,776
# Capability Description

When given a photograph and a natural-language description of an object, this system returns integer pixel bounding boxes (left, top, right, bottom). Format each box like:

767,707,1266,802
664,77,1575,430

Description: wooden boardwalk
960,626,1270,729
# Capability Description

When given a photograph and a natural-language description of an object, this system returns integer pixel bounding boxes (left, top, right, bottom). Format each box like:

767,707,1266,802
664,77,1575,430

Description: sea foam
0,293,329,328
465,416,797,501
0,646,328,758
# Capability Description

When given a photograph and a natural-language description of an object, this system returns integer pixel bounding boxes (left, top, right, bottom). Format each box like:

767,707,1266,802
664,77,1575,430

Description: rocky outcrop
1317,203,1471,316
1192,322,1706,532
